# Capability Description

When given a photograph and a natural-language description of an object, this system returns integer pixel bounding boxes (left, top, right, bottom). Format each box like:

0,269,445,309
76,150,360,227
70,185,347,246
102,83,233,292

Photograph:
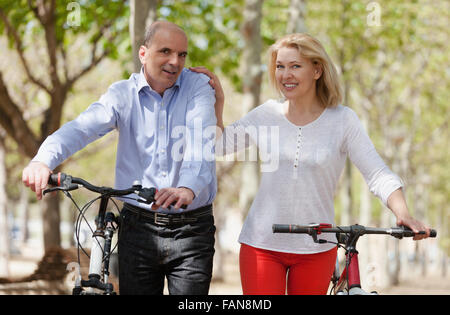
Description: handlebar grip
398,226,437,238
272,224,311,234
272,224,292,233
48,172,66,186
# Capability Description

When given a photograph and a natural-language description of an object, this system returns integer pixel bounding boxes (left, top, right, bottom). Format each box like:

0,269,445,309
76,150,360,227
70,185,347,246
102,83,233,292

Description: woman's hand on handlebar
22,161,52,200
396,215,431,241
387,188,431,240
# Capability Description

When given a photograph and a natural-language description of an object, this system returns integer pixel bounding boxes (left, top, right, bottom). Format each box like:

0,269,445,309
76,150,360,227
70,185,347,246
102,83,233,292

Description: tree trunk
18,185,30,244
0,135,9,278
41,192,61,250
130,0,159,73
238,0,264,214
286,0,307,33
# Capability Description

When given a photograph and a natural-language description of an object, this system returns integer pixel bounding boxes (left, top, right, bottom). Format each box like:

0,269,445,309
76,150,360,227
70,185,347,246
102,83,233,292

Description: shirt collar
137,67,182,93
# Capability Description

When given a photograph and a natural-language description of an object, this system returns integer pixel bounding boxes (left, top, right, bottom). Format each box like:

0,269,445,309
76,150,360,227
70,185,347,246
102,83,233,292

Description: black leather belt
123,202,212,226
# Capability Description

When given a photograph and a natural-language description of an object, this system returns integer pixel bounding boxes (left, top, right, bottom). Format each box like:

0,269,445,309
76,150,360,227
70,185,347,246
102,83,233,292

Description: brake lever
136,187,157,204
43,184,79,195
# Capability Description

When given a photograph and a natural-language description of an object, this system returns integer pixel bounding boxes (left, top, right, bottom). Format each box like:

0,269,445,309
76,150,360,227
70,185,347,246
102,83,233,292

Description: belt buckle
154,212,172,226
154,212,164,226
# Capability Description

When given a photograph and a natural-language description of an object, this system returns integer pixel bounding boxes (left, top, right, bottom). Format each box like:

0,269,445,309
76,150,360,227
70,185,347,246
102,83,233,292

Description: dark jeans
117,207,216,295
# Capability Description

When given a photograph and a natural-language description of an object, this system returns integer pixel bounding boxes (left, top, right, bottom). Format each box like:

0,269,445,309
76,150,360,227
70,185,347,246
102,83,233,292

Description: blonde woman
192,33,430,295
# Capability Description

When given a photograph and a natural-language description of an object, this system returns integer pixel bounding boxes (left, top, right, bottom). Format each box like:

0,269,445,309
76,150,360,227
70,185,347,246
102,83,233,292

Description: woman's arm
343,108,431,240
189,66,256,157
189,66,224,131
387,188,430,240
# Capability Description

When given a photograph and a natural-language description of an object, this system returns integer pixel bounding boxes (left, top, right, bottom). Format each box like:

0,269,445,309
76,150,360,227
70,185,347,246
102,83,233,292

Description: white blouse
216,99,403,254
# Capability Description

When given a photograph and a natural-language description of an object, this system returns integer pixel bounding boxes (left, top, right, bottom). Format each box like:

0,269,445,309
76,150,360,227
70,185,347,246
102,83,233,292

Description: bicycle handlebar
272,223,437,239
45,172,157,204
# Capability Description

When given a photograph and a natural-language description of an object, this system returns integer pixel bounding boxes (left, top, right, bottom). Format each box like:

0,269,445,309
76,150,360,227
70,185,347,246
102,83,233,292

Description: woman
191,33,430,295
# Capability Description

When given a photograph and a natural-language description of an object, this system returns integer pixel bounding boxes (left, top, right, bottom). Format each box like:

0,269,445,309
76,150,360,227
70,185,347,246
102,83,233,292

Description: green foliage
159,0,244,89
0,0,130,61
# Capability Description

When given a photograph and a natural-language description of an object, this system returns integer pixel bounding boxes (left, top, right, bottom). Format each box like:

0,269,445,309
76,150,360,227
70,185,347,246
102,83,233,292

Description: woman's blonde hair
268,33,342,108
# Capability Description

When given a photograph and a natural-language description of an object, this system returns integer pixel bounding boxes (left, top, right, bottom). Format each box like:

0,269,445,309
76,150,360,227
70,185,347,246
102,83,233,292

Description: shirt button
161,172,167,177
160,125,164,130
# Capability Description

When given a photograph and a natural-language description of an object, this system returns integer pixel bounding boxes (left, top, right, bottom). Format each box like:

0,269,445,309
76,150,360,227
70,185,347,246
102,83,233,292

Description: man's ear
138,45,147,65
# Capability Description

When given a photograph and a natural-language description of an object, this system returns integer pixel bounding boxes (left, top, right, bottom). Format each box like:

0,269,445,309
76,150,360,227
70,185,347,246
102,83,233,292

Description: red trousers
239,243,337,295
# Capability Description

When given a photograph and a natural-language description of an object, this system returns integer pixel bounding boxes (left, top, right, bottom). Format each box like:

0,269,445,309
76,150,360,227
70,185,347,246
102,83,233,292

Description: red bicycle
272,223,437,295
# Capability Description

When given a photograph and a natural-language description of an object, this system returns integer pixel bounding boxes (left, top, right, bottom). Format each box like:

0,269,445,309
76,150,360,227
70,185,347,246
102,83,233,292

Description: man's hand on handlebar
151,187,194,210
22,161,52,200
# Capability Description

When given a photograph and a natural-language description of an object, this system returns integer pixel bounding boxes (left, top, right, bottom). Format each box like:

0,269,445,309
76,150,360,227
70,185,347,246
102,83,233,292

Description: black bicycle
43,172,158,295
272,223,437,295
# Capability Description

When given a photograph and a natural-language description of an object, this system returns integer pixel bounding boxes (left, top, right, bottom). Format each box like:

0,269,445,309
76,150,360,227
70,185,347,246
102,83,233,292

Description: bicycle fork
74,197,118,295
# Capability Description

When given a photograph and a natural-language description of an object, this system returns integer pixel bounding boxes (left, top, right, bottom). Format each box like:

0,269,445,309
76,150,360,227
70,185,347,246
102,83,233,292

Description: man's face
139,27,188,95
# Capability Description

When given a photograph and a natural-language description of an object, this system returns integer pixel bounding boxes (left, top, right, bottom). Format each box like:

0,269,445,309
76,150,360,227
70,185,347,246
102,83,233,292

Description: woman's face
275,46,321,101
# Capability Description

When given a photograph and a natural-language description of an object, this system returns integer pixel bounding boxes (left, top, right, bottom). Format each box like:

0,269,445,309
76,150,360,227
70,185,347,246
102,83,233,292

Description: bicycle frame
331,244,375,295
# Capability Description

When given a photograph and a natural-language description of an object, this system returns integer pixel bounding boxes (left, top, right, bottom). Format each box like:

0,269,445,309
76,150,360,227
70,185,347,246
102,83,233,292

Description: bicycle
272,223,437,295
43,172,159,295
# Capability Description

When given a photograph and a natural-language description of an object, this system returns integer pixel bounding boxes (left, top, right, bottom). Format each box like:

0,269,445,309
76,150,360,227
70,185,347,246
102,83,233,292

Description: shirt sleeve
176,74,217,197
342,107,403,205
32,87,121,170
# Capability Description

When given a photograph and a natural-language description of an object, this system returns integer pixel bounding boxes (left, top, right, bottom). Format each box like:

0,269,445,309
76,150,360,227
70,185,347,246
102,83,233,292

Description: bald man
23,21,218,295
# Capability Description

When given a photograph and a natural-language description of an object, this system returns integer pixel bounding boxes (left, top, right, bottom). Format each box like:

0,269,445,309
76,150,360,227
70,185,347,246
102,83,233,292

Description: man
22,21,217,295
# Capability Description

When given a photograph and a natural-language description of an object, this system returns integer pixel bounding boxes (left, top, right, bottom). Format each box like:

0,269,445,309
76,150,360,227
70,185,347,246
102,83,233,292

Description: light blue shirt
33,68,217,213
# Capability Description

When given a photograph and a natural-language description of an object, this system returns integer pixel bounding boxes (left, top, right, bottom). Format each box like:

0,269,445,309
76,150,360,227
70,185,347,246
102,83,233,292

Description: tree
286,0,307,33
130,0,158,72
0,132,9,278
0,0,129,249
237,0,264,214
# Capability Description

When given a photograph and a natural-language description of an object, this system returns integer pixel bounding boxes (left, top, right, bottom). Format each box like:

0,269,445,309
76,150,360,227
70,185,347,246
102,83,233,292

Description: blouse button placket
294,127,302,169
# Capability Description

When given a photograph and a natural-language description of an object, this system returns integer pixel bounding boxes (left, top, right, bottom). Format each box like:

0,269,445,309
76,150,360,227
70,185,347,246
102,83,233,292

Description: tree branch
0,9,51,94
66,28,118,89
0,71,39,157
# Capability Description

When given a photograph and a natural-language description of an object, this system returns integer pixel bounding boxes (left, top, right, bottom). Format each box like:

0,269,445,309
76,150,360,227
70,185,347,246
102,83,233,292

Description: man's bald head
144,20,187,47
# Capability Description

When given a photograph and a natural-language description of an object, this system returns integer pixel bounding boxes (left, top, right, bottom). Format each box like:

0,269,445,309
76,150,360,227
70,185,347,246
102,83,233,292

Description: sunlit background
0,0,448,294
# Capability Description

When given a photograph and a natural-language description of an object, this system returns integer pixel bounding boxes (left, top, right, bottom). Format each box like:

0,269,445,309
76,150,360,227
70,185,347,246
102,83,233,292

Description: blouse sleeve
342,107,403,206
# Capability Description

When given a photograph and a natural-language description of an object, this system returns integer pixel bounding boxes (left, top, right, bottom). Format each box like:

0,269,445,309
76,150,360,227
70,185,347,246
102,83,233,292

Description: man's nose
168,53,181,67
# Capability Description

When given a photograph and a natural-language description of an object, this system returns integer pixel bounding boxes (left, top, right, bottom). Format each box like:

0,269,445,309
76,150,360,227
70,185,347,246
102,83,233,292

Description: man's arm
22,87,121,199
152,73,216,210
177,74,217,197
